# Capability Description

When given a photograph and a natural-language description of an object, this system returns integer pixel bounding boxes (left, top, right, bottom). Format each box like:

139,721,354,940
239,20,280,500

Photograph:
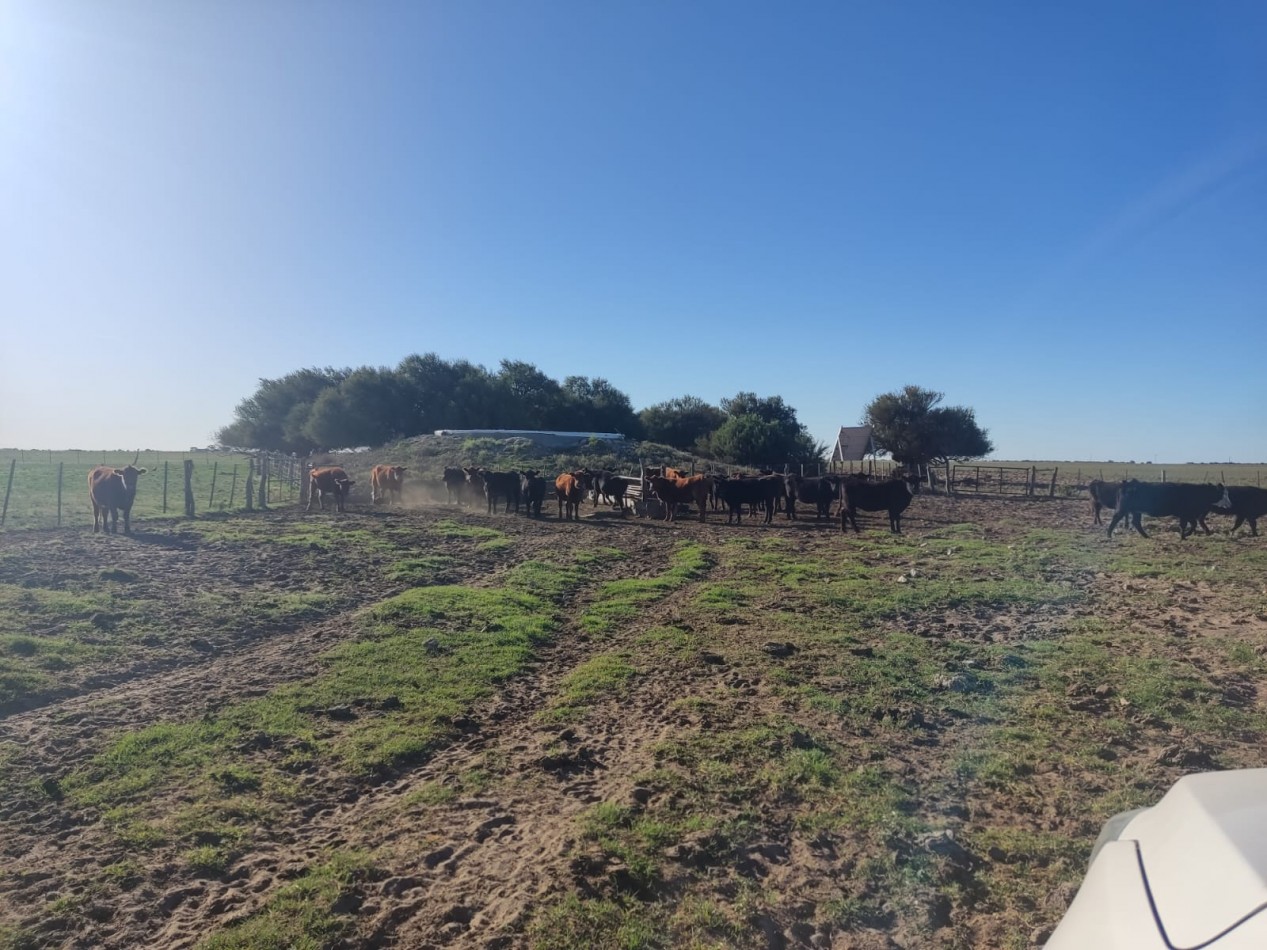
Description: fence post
208,461,219,509
1028,466,1036,496
228,465,238,508
245,459,255,511
162,460,169,513
0,458,15,527
258,455,268,509
57,462,64,526
183,460,195,518
300,461,310,507
1162,469,1166,483
1049,468,1058,497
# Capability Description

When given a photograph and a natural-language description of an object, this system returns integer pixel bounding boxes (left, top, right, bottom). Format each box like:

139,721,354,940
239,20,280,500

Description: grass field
0,450,301,531
1,483,1265,949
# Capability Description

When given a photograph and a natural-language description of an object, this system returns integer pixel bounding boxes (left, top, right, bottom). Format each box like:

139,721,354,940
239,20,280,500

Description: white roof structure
832,426,876,462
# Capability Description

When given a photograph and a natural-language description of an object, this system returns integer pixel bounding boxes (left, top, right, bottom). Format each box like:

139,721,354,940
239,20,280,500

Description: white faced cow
89,454,147,534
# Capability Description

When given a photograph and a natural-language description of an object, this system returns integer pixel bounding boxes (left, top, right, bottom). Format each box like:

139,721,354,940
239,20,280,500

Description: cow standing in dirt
1107,481,1230,539
839,477,914,534
370,465,407,505
307,467,355,512
89,457,147,534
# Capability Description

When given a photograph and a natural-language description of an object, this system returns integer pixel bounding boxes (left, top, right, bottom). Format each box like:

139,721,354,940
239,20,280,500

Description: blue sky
2,0,1264,461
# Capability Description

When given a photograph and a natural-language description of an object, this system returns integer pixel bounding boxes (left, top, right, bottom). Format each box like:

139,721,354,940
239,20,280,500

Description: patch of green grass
184,845,232,876
547,654,637,720
67,561,586,832
581,544,712,635
528,894,666,950
385,555,456,585
199,852,368,950
430,519,507,541
0,924,42,950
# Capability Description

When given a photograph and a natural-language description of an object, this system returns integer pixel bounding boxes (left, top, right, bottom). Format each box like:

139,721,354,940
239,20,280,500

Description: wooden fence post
300,461,310,507
183,460,195,518
258,456,268,509
0,458,15,527
208,461,219,509
1028,466,1036,496
1049,468,1058,497
228,465,238,508
245,459,255,512
57,462,64,526
162,460,169,513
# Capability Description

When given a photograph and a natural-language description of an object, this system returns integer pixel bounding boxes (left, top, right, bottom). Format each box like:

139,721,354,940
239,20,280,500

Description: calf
555,472,586,521
720,475,783,524
370,465,407,505
646,474,712,523
307,466,355,512
784,475,836,520
1108,481,1231,539
1208,485,1267,537
1087,479,1121,526
88,461,147,534
839,477,914,534
469,468,521,514
520,470,547,518
442,466,468,505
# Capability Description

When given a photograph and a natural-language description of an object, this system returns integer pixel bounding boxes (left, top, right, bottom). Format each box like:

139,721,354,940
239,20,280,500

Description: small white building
832,425,877,463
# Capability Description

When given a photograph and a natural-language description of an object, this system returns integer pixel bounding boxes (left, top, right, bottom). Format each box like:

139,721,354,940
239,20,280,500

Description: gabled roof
832,425,876,462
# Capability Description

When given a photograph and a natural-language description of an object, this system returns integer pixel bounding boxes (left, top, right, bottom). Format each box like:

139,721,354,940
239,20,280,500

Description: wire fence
0,451,304,531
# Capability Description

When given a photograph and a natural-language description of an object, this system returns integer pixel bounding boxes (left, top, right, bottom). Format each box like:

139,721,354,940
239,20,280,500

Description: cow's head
112,465,148,495
337,478,355,495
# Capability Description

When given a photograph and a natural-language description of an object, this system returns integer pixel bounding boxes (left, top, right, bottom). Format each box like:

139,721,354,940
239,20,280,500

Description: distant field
0,450,302,531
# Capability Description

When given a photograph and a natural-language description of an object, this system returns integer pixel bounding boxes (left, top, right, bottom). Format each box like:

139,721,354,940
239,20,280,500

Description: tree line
216,355,991,469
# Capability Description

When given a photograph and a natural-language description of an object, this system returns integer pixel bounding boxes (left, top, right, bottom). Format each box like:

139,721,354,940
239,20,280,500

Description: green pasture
0,450,301,531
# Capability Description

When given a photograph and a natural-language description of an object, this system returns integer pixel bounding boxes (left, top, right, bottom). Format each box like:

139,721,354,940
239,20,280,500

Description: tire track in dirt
147,523,714,949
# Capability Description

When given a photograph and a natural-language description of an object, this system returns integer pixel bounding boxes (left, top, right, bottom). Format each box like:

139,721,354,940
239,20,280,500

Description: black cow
1108,481,1231,539
839,477,914,534
1087,479,1121,526
518,470,546,518
1209,485,1267,537
784,475,837,520
719,475,784,525
588,471,637,514
88,461,147,534
469,468,520,514
443,467,469,505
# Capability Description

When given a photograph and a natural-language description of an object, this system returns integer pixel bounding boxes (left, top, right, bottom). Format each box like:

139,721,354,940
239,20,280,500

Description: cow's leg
122,506,132,535
1131,513,1148,538
1107,510,1126,537
1198,516,1211,535
1250,517,1259,537
92,503,101,533
1093,502,1102,525
108,507,118,533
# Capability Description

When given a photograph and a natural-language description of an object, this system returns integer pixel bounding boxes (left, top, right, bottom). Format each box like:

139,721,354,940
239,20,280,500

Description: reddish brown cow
370,465,407,504
307,466,355,512
555,472,586,521
89,460,147,534
647,474,712,523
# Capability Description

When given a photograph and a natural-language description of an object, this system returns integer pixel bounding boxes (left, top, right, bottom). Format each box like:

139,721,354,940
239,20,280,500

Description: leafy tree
215,367,344,453
707,391,825,466
562,376,642,436
863,385,993,467
303,367,407,450
638,396,726,451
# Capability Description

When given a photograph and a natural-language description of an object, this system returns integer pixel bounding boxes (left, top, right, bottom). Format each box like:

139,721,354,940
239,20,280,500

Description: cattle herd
82,458,1265,540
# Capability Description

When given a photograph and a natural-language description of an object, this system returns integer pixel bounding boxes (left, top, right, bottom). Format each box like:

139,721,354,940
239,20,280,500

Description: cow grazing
307,467,355,512
784,475,837,521
1210,485,1267,536
1087,479,1121,526
1108,481,1231,539
555,472,586,521
719,475,783,525
520,470,547,518
839,477,914,534
370,465,407,505
646,474,713,523
88,461,147,534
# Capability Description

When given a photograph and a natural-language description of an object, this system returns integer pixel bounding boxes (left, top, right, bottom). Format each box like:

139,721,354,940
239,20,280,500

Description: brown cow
555,472,586,521
647,474,712,523
370,465,407,505
307,466,355,512
89,458,147,534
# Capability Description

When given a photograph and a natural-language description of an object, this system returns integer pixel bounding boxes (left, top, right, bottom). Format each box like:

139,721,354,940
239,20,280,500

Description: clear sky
2,0,1264,461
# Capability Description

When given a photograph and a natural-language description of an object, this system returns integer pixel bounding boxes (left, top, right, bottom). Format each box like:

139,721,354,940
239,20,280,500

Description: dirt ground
1,493,1265,949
